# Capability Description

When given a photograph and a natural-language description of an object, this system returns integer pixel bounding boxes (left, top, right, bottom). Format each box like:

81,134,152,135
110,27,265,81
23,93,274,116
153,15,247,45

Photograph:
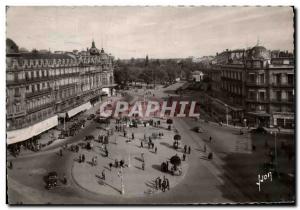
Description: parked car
46,171,58,190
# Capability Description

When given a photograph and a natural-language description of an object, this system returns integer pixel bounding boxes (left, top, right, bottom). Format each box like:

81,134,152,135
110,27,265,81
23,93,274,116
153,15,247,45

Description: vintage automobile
46,171,58,190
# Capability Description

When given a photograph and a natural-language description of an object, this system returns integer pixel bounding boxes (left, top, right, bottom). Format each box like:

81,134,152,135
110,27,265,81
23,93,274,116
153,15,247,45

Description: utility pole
128,152,131,168
225,104,229,126
120,167,125,195
274,131,279,177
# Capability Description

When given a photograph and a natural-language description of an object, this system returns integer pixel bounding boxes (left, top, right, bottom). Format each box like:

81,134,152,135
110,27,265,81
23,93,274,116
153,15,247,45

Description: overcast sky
6,6,294,59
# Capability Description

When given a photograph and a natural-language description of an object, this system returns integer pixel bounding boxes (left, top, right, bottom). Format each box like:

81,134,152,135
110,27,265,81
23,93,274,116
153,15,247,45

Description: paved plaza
72,119,189,197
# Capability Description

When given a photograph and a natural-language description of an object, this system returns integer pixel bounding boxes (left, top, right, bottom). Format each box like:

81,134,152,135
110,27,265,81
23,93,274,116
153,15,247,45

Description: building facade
6,39,116,145
203,45,295,128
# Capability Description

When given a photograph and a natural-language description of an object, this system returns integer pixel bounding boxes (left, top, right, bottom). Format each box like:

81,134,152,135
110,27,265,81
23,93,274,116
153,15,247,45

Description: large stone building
6,39,116,145
204,45,295,128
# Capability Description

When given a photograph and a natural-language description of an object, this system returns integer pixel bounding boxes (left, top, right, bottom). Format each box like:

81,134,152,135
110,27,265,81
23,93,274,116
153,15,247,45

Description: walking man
59,148,63,157
155,147,157,154
188,146,191,154
183,153,186,161
141,141,143,148
142,162,145,170
166,178,170,190
102,169,106,180
109,163,113,171
155,178,158,190
158,177,162,189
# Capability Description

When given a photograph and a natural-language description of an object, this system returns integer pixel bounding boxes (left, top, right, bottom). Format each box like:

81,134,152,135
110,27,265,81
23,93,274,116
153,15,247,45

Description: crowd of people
155,176,170,192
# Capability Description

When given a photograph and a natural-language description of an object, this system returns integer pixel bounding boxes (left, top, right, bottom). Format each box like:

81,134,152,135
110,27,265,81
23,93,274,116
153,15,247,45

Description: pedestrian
141,141,143,148
94,156,98,166
59,148,63,157
102,169,106,180
182,153,186,161
123,131,126,137
184,145,187,154
155,178,158,190
144,134,146,141
105,149,109,157
155,147,157,154
91,157,95,166
63,173,67,185
142,162,145,170
120,160,124,168
115,159,119,168
9,161,13,170
82,154,85,162
109,163,113,171
132,133,135,140
166,178,170,190
209,136,212,142
158,177,162,189
166,161,169,171
162,180,166,192
141,152,144,162
188,146,191,154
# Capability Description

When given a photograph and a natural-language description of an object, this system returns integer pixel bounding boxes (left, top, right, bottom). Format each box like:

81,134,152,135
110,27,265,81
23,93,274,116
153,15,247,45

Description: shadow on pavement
151,164,161,172
134,156,143,162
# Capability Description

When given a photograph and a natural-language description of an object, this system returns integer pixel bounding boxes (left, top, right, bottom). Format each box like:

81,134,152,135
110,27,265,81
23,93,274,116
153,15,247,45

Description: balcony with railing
270,98,294,104
245,98,269,104
246,80,268,87
27,101,55,114
271,82,294,88
25,88,52,98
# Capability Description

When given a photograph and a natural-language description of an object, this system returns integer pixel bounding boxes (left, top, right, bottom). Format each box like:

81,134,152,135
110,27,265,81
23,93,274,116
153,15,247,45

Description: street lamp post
63,114,66,131
271,131,279,177
128,152,131,168
120,167,125,195
225,104,229,126
274,131,279,177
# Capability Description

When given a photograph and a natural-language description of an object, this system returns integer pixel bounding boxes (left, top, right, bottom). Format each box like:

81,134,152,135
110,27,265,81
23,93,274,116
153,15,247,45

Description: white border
0,1,298,210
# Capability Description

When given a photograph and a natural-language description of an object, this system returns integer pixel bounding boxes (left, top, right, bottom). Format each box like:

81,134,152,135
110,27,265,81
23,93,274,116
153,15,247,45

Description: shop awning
67,102,92,118
247,112,270,117
7,115,58,145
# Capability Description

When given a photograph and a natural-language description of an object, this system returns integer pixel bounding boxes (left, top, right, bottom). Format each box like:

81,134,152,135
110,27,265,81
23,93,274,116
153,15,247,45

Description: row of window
221,82,242,95
9,107,53,129
27,95,52,110
248,73,265,84
248,90,294,101
221,70,242,80
11,58,78,69
272,73,294,85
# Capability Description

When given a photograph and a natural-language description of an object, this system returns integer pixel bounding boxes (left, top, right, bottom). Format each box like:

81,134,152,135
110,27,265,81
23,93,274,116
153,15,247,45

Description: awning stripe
67,102,92,118
7,115,58,145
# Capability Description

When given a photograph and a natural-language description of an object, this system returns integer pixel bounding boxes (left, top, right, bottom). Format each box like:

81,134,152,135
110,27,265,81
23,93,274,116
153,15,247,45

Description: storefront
272,112,294,129
7,115,58,145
